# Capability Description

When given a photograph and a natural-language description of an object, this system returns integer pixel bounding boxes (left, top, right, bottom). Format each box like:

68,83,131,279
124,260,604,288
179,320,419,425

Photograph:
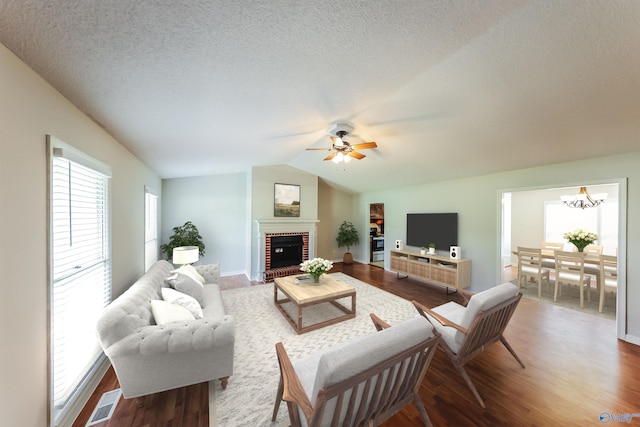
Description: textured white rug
209,272,416,427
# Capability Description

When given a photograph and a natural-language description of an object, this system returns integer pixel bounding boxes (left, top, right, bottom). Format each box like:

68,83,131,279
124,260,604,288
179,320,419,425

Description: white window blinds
145,188,159,271
49,138,111,422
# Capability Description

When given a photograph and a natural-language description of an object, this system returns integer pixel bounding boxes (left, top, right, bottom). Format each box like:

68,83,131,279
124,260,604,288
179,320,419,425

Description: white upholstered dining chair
540,241,564,269
599,254,618,313
584,245,603,256
554,251,592,308
516,247,550,297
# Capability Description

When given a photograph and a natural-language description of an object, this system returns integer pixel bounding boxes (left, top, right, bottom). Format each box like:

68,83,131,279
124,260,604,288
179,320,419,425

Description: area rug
209,272,416,427
513,279,616,320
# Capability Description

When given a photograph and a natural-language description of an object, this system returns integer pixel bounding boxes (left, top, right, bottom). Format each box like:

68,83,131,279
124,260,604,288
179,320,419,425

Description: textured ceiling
1,0,640,193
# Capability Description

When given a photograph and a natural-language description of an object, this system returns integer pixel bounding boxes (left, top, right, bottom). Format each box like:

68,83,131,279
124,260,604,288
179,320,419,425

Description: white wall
250,165,318,279
161,172,249,275
355,153,640,341
317,179,356,262
0,44,161,426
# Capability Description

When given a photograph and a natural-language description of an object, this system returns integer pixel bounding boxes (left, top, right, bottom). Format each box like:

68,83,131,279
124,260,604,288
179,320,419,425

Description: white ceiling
2,0,640,193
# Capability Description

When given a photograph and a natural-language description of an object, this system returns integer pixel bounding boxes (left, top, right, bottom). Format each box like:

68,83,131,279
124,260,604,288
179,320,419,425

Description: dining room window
48,136,111,425
544,199,618,254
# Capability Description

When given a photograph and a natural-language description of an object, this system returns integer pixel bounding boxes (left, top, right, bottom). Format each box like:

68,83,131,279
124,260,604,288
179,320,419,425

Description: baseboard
624,334,640,346
220,270,249,278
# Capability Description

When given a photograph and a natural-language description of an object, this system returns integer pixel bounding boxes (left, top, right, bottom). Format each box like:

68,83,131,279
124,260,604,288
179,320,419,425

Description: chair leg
272,375,283,422
413,395,434,427
500,335,525,369
451,358,486,409
579,283,584,308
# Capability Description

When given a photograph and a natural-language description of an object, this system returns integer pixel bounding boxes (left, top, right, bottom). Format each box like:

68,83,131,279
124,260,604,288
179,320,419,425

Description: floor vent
86,388,122,426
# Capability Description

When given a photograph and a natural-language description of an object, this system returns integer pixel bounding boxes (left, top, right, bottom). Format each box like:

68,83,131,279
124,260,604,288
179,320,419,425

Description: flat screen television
406,213,458,250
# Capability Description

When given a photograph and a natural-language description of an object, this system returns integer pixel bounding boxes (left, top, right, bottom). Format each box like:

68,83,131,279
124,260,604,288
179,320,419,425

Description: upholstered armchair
413,282,524,409
273,314,440,427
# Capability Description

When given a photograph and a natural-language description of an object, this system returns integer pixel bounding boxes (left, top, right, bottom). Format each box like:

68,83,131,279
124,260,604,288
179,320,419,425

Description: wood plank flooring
74,262,640,427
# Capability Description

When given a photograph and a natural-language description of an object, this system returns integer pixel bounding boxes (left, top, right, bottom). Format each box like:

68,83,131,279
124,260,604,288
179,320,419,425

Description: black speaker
450,246,461,258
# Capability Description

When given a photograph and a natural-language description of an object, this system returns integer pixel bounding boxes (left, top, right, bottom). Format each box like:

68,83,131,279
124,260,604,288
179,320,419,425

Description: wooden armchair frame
273,313,440,427
413,293,524,409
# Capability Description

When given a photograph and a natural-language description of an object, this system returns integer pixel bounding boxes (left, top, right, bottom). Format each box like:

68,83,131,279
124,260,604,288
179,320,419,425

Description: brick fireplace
263,232,309,281
255,219,318,282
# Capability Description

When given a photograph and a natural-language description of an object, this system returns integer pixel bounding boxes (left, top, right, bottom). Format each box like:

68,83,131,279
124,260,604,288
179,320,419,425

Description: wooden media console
389,249,471,292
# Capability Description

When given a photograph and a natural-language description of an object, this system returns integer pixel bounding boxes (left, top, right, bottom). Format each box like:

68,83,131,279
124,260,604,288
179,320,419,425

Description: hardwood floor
74,262,640,426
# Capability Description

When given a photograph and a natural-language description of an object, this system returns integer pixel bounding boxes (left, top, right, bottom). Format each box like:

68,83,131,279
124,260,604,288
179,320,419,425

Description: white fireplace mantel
255,218,319,235
255,219,319,278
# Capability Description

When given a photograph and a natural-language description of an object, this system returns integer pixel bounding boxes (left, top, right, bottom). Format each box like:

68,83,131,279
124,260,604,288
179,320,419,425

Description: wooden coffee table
273,274,356,334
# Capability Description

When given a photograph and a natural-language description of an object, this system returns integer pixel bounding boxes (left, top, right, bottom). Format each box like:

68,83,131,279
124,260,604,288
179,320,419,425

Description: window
145,188,159,271
544,199,618,254
48,137,111,424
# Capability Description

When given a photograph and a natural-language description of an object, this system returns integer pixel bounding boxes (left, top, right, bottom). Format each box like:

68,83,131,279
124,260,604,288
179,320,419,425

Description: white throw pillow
161,287,203,319
167,273,205,305
151,300,195,325
172,264,205,285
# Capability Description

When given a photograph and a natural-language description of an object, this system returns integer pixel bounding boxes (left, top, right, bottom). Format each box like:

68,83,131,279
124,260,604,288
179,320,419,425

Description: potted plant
420,246,427,255
161,221,206,261
336,221,359,264
428,243,436,254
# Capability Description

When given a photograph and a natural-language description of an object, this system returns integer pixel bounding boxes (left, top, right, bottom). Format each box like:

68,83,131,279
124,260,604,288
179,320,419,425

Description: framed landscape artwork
274,183,300,217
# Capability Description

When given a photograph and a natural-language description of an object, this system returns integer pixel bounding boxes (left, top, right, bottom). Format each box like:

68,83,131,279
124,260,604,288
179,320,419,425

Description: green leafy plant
336,221,359,253
161,221,206,259
428,243,436,248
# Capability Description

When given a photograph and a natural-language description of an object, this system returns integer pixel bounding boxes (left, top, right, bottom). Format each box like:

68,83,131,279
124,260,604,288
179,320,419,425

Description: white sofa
96,260,235,398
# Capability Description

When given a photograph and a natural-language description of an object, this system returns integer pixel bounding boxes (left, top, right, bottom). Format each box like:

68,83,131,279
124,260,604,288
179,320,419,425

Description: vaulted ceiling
1,0,640,193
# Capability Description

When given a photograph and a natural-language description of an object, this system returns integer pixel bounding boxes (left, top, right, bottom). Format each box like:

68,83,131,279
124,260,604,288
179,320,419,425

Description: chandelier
560,186,606,209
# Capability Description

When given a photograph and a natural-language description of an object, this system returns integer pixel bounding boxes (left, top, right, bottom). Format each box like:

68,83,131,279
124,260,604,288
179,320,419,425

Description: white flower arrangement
300,257,333,277
563,228,598,251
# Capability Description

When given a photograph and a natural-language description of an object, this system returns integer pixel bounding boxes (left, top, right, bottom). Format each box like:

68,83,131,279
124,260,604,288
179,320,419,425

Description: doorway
369,203,384,268
499,180,627,339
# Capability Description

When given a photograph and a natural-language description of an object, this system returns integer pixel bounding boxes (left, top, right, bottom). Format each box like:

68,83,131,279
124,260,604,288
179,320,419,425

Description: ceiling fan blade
350,141,377,150
306,147,332,151
324,152,337,161
348,151,366,160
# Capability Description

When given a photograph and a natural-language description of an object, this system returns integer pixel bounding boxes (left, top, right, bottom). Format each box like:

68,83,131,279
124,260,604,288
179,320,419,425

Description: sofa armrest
196,264,220,284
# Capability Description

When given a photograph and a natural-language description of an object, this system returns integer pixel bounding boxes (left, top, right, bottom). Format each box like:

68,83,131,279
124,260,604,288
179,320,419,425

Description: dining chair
554,251,592,308
516,247,550,297
584,245,603,255
540,241,564,269
599,254,618,313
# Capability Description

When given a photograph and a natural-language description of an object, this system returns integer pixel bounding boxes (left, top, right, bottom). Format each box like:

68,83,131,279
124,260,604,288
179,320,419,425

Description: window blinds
49,139,111,418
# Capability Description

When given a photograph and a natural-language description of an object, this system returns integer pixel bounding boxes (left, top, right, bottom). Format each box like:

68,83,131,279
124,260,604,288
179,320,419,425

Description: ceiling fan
306,124,377,163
